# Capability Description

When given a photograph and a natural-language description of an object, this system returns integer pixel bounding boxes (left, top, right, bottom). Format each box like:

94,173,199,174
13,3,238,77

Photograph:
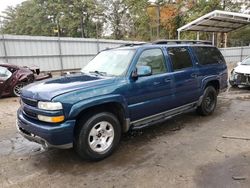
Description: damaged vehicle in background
229,56,250,87
0,63,52,97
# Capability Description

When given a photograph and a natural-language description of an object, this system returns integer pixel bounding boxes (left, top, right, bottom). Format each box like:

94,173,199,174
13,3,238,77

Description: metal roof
177,10,250,33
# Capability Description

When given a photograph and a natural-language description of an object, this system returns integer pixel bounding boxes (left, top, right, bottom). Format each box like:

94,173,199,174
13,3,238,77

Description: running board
131,102,198,130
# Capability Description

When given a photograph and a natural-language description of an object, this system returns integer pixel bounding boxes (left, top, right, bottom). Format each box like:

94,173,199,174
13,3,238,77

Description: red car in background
0,63,52,97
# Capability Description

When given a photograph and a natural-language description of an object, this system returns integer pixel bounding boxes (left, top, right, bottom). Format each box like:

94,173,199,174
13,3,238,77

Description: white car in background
229,56,250,87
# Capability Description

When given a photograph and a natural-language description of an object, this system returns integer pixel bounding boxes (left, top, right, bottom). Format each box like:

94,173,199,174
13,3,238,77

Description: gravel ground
0,87,250,188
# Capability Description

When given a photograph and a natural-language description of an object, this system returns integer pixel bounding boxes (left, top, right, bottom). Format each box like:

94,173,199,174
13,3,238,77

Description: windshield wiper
89,70,107,76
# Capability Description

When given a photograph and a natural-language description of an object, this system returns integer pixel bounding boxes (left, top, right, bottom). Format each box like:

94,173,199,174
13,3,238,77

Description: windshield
0,66,12,81
81,49,135,76
242,57,250,65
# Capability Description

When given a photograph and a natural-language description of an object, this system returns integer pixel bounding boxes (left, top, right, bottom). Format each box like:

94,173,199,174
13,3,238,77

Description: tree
0,0,248,44
1,0,104,38
59,0,104,38
102,0,150,40
124,0,150,40
159,1,184,39
1,1,54,36
102,0,128,40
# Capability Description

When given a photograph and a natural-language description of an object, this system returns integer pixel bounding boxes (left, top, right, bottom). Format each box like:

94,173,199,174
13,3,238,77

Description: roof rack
101,42,146,52
119,42,147,47
152,40,212,45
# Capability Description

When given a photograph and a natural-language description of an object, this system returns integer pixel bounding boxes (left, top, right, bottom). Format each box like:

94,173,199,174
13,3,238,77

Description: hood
21,74,115,101
235,64,250,74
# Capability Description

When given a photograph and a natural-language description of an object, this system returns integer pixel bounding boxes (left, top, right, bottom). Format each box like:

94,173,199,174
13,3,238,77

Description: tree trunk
80,15,85,38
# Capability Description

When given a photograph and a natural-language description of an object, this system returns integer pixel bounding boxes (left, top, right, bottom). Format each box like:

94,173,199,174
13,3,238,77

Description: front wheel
229,80,238,88
74,112,121,161
196,86,217,116
12,82,25,97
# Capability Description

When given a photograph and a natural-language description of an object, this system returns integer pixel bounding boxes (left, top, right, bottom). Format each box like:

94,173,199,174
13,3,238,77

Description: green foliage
228,26,250,46
1,1,54,36
185,0,222,23
102,0,150,40
124,0,151,40
1,0,104,38
0,0,249,45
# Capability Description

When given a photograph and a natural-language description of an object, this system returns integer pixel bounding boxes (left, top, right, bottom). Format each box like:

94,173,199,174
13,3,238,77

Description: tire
196,86,217,116
74,112,121,161
229,80,238,88
12,82,25,97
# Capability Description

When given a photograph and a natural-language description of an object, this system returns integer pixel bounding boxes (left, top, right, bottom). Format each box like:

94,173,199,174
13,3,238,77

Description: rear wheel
196,86,217,116
74,112,121,161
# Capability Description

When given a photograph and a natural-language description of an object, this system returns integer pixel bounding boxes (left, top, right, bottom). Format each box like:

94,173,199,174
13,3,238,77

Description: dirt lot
0,87,250,188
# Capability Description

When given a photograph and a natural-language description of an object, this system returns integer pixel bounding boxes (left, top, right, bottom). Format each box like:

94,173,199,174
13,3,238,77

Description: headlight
38,115,65,123
230,69,237,79
38,101,63,110
233,71,238,79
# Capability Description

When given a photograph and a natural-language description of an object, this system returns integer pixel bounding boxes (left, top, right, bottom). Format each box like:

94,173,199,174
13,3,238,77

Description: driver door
126,48,175,121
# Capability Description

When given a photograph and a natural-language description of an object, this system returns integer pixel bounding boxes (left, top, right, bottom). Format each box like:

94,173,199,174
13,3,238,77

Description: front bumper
17,109,76,149
230,72,250,86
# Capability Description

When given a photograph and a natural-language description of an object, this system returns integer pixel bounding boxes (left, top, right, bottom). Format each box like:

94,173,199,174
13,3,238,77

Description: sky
0,0,25,15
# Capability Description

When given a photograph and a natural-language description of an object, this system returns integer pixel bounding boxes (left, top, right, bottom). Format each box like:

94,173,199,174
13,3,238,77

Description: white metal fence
220,46,250,63
0,35,134,72
1,34,249,72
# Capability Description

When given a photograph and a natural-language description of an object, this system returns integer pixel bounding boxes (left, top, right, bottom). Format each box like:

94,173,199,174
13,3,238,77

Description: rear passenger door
167,47,200,107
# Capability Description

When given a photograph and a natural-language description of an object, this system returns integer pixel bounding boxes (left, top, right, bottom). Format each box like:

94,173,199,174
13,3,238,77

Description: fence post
240,46,243,62
1,34,8,63
96,39,100,53
58,37,63,74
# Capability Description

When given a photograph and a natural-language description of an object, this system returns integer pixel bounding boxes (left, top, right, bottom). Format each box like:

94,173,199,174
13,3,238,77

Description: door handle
164,78,171,83
153,81,161,86
191,73,199,78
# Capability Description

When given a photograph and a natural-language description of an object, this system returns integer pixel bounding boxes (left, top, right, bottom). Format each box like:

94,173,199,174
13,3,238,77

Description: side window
168,47,193,71
193,47,225,65
0,67,12,81
136,49,167,75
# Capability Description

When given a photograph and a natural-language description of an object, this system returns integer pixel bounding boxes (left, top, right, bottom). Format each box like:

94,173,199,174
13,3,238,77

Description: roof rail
101,42,146,52
152,40,212,45
119,42,147,47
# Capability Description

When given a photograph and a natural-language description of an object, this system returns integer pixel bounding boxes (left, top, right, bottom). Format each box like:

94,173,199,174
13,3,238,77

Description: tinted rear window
167,47,193,71
193,47,225,65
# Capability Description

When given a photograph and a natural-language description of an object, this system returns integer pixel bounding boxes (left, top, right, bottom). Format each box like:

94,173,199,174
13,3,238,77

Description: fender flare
201,75,220,90
68,94,129,120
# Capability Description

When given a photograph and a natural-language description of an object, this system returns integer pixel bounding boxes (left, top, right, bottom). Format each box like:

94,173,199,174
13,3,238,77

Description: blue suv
17,40,228,160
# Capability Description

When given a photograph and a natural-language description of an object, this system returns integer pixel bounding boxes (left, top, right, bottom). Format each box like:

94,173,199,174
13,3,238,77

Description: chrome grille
23,108,37,118
21,97,38,120
237,73,249,83
22,97,37,107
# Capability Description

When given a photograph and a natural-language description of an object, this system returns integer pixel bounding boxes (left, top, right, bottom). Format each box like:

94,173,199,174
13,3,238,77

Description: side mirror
237,62,241,66
133,65,152,78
